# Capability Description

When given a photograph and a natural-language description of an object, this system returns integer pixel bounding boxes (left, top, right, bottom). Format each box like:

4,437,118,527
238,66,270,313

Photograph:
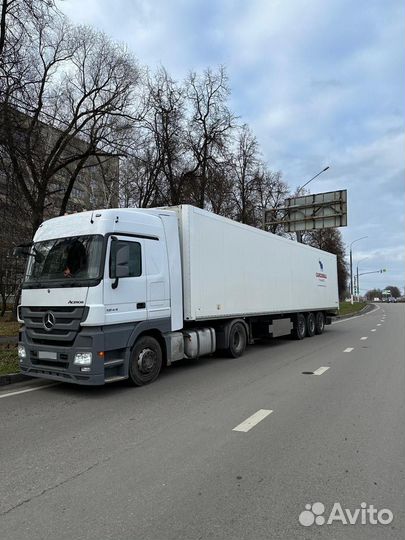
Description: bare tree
0,4,140,234
229,124,260,224
185,67,236,208
145,68,187,205
256,168,289,233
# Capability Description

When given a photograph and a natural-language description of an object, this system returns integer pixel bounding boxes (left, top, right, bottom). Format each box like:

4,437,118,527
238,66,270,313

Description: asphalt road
1,304,404,539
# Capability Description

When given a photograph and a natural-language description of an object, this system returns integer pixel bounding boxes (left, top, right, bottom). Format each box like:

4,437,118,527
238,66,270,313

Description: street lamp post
349,237,368,304
355,256,369,301
296,166,330,243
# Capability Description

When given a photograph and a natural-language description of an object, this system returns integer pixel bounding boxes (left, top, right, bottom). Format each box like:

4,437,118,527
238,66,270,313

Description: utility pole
349,237,368,304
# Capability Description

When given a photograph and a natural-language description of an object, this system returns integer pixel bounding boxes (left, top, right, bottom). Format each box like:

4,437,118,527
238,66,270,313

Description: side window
109,240,142,278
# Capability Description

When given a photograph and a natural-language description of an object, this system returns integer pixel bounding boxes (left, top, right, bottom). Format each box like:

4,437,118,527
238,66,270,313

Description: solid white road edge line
344,347,354,352
313,366,330,376
0,383,58,399
232,409,273,432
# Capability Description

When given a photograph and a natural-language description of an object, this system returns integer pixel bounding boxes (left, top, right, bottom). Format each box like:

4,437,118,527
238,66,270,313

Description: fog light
80,367,91,372
73,352,92,366
18,344,26,360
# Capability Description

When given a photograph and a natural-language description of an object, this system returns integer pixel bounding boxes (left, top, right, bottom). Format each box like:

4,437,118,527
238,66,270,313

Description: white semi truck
16,205,339,386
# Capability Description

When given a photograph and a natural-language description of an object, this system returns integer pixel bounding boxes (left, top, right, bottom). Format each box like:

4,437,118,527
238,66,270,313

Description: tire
293,313,306,340
226,322,247,358
128,336,162,386
306,312,316,337
315,312,325,335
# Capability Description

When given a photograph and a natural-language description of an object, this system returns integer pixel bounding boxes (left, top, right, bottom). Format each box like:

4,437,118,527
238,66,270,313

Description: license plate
38,351,57,360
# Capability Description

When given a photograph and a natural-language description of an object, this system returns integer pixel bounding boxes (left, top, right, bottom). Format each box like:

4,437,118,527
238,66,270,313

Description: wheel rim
309,316,315,333
137,348,157,374
233,331,241,350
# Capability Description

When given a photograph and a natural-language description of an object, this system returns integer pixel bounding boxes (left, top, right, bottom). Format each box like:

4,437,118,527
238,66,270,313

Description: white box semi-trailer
16,205,339,386
174,205,338,321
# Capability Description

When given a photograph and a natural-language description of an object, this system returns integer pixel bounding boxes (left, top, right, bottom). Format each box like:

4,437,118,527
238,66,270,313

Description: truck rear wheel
129,336,162,386
315,312,325,335
227,322,247,358
306,312,316,337
293,313,306,340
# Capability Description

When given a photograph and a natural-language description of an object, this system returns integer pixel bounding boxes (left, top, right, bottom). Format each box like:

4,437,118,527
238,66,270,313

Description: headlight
18,344,26,360
73,352,92,366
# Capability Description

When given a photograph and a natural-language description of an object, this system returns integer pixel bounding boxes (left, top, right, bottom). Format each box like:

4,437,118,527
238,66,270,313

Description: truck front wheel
129,336,162,386
293,313,306,340
227,322,247,358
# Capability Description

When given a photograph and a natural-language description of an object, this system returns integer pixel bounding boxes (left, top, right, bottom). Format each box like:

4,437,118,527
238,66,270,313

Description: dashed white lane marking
0,383,58,399
313,366,330,376
377,324,381,326
371,329,376,332
344,347,354,352
232,409,273,432
360,337,368,340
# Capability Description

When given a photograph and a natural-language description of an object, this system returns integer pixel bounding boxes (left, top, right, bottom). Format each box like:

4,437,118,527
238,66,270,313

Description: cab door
103,235,147,325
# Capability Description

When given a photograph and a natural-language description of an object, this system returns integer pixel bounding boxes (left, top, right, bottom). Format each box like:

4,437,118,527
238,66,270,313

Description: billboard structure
264,189,347,233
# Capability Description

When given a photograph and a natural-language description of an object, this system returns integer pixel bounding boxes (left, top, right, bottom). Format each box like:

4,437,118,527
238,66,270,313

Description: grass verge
338,302,367,316
0,348,19,375
0,318,20,337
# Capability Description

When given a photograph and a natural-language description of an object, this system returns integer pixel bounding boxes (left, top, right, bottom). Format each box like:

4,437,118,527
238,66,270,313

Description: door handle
136,302,146,309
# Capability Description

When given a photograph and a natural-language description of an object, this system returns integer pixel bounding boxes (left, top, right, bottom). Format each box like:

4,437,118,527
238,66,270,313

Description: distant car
388,297,397,303
373,297,380,302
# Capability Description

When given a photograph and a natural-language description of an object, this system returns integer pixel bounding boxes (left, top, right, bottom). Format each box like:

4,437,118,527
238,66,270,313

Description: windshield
24,235,104,287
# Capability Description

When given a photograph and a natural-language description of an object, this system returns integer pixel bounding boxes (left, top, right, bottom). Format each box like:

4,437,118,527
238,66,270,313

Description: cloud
59,0,404,291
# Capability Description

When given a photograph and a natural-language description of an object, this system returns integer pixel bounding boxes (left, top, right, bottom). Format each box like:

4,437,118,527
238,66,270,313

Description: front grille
21,306,87,346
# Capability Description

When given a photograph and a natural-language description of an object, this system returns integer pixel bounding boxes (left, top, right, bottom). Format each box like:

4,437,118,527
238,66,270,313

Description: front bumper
19,325,131,386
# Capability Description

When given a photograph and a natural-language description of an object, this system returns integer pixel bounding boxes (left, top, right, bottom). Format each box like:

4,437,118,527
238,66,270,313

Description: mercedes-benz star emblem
43,311,56,331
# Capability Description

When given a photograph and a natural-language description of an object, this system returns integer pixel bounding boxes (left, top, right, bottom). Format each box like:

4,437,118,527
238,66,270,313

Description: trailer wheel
293,313,306,340
227,322,247,358
306,312,316,337
128,336,162,386
315,312,325,335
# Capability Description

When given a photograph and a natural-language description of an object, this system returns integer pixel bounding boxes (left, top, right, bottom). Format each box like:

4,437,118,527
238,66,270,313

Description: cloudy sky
59,0,404,293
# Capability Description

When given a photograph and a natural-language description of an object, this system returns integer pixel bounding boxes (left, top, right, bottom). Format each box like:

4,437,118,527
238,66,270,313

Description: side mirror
13,243,32,257
110,239,130,289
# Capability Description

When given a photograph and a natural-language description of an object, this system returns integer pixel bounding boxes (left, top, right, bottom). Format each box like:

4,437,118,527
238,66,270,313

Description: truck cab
17,209,183,385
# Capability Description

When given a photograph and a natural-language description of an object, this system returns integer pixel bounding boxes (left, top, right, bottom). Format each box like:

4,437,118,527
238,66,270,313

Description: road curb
0,336,18,344
336,303,375,321
0,372,31,386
